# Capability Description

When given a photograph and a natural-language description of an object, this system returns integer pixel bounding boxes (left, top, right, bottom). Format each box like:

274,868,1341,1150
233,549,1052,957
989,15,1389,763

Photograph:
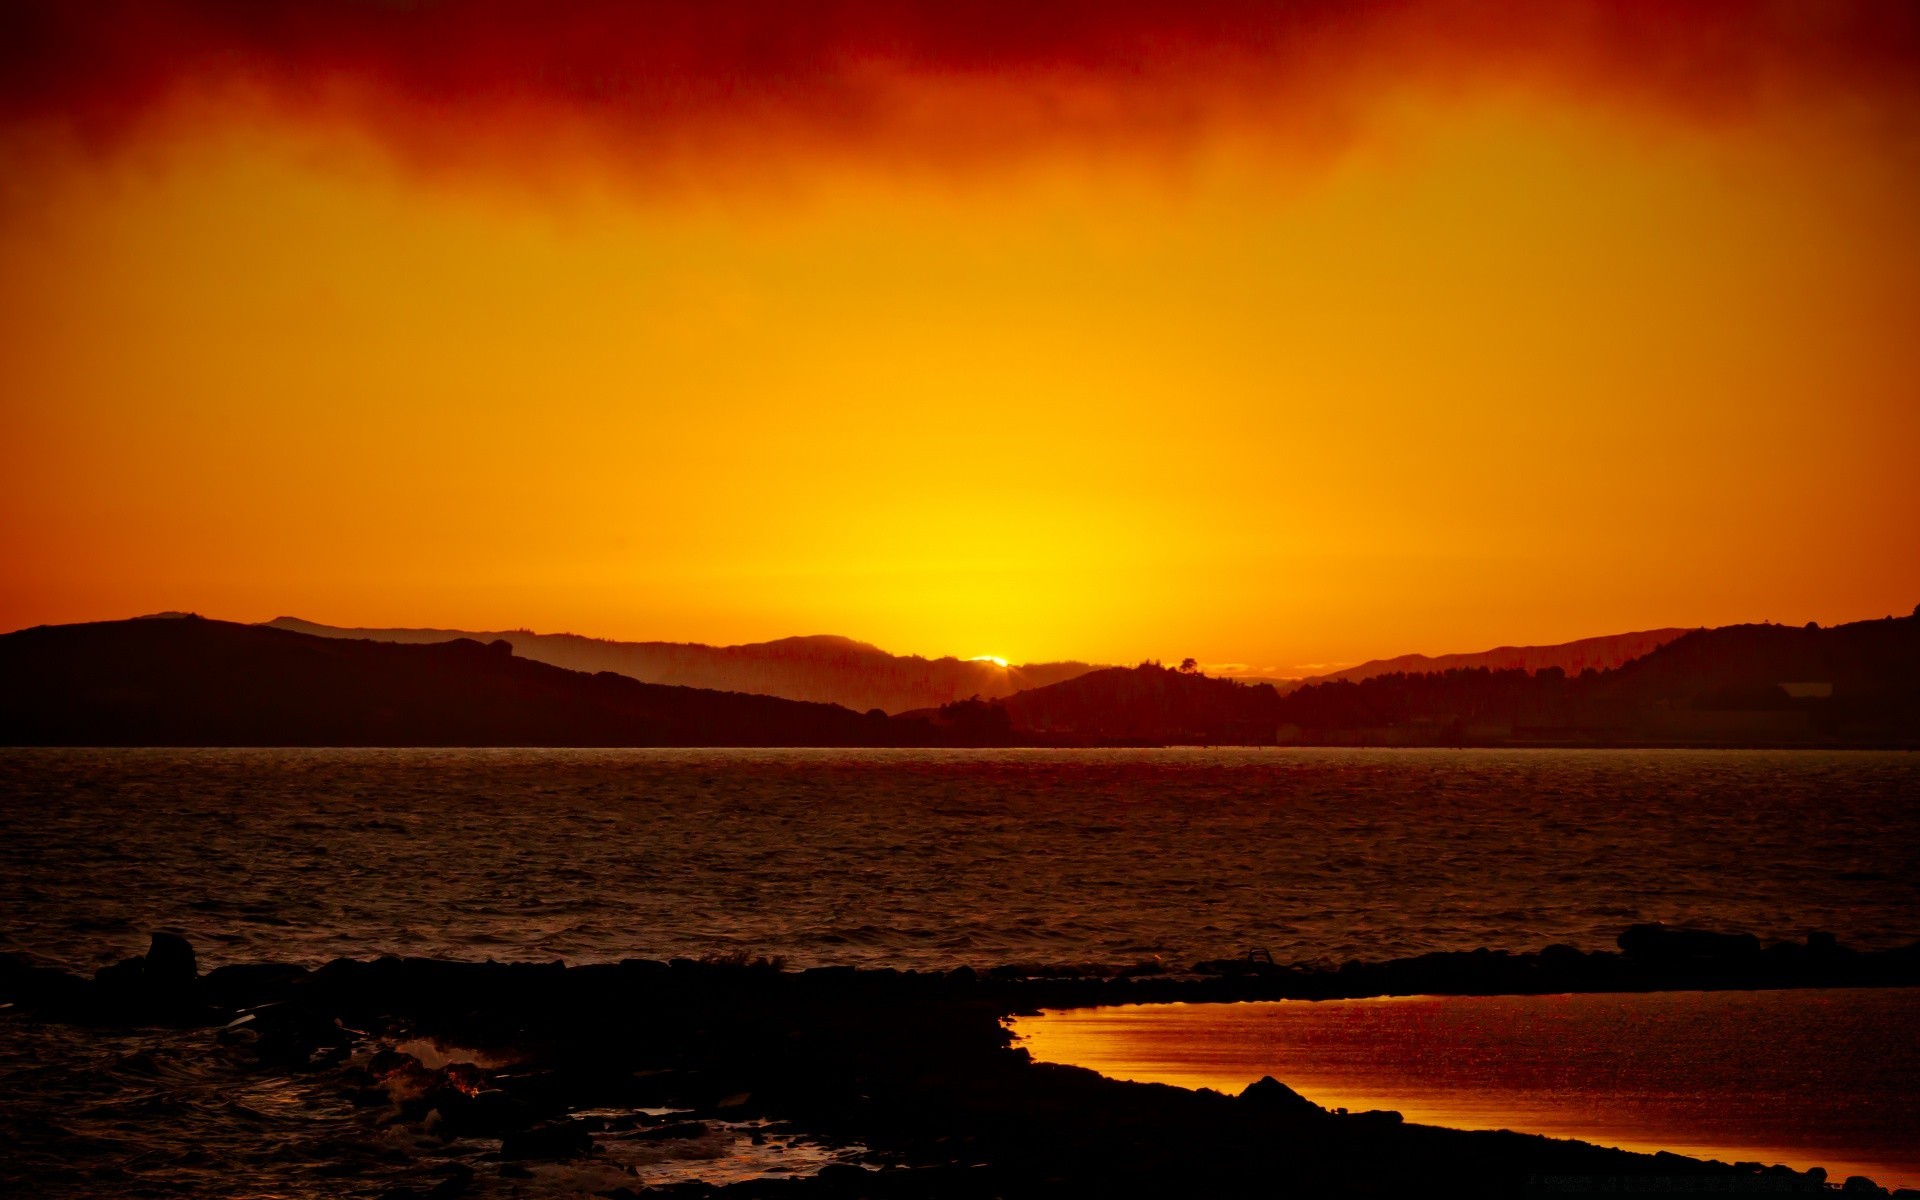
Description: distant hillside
264,618,1097,714
0,617,927,747
989,667,1285,743
9,612,1916,749
1600,616,1920,714
981,615,1920,747
1302,628,1693,686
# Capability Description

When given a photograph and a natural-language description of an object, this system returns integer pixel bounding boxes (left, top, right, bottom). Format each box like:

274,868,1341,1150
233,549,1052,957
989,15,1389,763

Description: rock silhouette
0,929,1890,1198
143,931,197,990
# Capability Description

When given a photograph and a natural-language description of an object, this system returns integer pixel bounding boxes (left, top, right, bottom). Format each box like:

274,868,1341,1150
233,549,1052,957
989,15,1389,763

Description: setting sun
3,1,1915,667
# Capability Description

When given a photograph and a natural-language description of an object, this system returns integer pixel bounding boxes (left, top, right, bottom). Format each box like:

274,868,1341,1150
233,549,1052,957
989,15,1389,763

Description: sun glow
970,656,1010,669
1,3,1917,663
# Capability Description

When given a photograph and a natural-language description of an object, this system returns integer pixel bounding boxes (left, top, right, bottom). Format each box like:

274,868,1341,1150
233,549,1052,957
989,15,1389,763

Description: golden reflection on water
1012,989,1920,1191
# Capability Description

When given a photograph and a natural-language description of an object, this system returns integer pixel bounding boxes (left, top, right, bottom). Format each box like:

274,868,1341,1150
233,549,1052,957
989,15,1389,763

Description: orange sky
2,2,1917,672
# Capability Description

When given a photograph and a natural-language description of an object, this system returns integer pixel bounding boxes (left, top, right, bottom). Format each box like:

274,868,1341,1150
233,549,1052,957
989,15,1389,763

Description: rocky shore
998,922,1920,1010
4,927,1917,1198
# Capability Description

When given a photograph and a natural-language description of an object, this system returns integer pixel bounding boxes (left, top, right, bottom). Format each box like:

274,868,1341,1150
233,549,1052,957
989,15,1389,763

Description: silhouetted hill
985,666,1286,743
1604,617,1920,700
264,618,1097,714
985,615,1920,746
13,612,1915,748
0,617,927,747
1301,628,1692,686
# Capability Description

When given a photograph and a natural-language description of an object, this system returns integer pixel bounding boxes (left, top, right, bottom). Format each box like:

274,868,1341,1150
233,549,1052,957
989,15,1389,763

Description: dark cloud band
4,1,1916,165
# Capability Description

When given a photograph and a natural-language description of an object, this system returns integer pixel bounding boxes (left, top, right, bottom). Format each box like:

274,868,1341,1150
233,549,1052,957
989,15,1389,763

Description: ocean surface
3,747,1917,973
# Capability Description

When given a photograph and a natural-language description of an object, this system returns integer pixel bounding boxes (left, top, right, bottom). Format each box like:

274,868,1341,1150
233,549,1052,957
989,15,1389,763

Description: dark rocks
4,936,215,1024
1,930,1903,1197
499,1119,593,1161
200,961,308,1008
630,1120,709,1141
1112,926,1920,1010
443,1090,536,1137
1238,1075,1323,1116
251,1003,358,1066
1191,949,1289,976
368,1048,422,1077
11,924,1920,1040
0,952,91,1011
92,955,149,995
145,932,197,989
84,936,206,1021
1618,924,1762,962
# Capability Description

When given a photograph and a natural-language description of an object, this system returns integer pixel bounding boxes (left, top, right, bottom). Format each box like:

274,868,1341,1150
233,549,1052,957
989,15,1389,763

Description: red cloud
4,1,1917,176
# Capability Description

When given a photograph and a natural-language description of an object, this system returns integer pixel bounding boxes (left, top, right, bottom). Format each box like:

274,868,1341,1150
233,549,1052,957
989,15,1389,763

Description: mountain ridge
0,616,913,747
262,617,1706,713
262,617,1099,715
1296,627,1695,687
982,614,1920,747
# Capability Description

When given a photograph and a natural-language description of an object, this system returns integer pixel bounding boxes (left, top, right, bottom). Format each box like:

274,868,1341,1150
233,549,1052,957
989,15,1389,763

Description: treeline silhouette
989,664,1286,744
992,612,1920,746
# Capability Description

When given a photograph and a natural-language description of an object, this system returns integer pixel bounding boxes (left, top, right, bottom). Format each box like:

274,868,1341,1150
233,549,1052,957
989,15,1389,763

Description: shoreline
10,923,1919,1014
5,928,1915,1197
6,740,1920,751
985,924,1920,1012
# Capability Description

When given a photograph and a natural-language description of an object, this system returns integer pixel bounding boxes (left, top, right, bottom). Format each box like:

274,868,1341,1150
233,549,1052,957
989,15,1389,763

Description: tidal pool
1013,987,1920,1191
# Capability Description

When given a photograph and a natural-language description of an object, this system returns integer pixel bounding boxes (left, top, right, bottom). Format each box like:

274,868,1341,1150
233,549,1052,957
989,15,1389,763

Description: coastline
5,929,1914,1197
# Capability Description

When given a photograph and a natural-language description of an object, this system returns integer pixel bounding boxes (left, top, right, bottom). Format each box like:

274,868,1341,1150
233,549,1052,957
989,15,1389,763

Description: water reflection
1014,987,1920,1191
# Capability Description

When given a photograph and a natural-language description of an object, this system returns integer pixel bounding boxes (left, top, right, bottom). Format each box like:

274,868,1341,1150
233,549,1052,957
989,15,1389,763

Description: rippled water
3,747,1917,972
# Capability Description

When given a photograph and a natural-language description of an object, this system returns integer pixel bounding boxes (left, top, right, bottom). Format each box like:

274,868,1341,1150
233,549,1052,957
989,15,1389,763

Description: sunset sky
3,1,1917,673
